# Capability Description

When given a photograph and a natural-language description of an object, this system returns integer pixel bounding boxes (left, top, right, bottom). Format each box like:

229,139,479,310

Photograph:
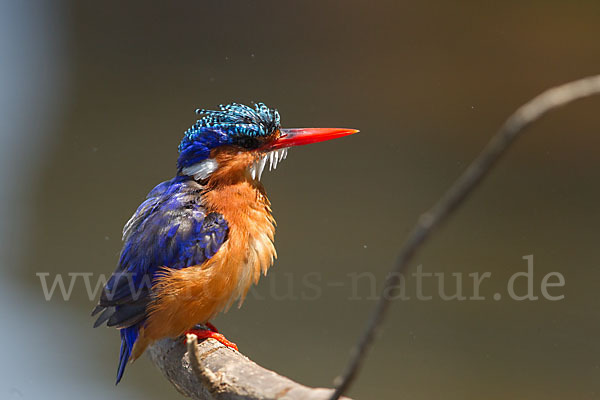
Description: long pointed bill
249,128,357,180
267,128,358,150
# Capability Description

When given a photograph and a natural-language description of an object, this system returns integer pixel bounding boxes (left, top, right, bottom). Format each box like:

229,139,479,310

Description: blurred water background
1,1,600,399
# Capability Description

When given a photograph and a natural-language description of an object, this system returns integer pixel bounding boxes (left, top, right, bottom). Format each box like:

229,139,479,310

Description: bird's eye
235,136,261,149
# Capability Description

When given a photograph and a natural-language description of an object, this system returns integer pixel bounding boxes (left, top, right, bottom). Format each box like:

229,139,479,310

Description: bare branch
186,334,221,393
147,336,353,400
329,74,600,400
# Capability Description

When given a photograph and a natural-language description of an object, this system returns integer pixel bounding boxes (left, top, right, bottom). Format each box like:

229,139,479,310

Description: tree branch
147,335,353,400
147,75,600,400
329,74,600,399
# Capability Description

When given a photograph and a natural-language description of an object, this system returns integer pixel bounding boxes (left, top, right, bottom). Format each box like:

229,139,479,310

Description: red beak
267,128,358,150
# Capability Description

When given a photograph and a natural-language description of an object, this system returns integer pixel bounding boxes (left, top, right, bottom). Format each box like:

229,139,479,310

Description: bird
92,102,357,384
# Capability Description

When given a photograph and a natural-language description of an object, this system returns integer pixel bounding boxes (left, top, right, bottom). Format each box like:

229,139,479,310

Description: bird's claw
184,327,238,351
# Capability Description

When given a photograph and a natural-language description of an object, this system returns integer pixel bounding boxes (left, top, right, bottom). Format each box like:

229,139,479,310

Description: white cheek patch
248,148,288,180
182,158,219,180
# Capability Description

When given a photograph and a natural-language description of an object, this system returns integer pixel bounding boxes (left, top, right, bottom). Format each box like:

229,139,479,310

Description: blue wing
92,176,228,383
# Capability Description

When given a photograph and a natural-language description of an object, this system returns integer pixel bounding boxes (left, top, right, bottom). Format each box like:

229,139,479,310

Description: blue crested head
177,102,281,171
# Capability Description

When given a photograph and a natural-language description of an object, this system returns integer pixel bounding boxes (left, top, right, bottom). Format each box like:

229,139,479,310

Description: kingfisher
92,102,357,383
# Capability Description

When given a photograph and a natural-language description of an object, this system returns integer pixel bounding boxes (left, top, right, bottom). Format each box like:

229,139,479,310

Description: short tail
116,326,139,384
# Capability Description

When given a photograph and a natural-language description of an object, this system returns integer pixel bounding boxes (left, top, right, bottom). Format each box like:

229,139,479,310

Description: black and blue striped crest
177,102,280,170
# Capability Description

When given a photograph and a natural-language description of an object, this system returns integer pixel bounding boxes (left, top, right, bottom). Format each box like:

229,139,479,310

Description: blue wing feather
93,176,229,383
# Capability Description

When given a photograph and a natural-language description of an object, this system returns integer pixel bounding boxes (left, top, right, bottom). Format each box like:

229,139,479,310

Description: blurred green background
1,1,599,399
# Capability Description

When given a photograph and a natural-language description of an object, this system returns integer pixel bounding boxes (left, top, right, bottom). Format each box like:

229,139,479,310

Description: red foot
205,322,219,333
184,327,238,351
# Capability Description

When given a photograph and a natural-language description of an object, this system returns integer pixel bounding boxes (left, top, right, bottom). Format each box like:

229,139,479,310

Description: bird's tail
116,326,139,384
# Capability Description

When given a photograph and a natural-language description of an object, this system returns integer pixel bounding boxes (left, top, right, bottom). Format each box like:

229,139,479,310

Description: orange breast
131,158,276,360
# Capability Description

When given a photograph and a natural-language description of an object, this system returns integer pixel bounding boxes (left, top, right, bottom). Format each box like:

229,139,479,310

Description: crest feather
177,102,281,171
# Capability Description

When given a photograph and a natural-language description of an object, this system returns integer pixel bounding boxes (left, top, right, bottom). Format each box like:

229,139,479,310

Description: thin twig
330,75,600,399
186,334,221,393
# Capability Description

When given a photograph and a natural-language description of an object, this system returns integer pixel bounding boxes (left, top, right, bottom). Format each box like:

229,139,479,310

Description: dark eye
235,136,261,149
